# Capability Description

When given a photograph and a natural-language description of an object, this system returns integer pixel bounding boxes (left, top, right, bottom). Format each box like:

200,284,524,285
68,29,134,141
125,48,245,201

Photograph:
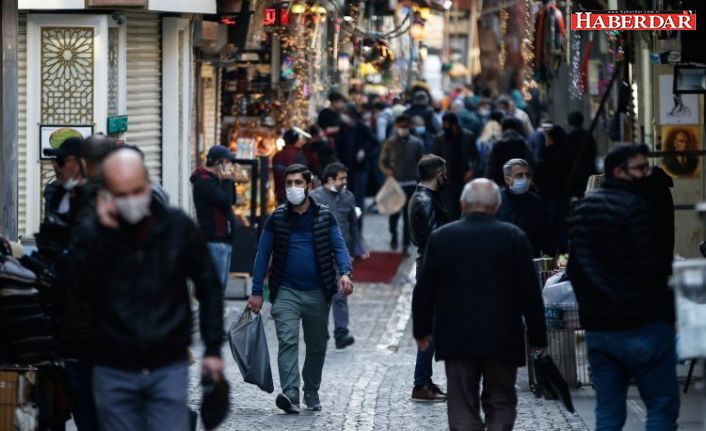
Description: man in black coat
69,149,224,431
431,112,479,220
497,158,556,257
407,155,450,402
567,144,679,430
413,179,547,431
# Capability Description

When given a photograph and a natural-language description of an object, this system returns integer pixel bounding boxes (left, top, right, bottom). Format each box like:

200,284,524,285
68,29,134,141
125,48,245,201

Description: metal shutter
17,13,27,237
125,13,162,181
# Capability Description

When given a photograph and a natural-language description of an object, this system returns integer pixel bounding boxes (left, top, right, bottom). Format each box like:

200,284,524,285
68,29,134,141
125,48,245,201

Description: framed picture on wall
658,124,702,179
658,74,701,125
39,125,94,160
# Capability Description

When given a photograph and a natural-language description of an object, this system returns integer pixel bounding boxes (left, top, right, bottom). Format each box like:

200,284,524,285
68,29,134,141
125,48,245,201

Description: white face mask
114,194,152,225
63,177,80,191
286,186,307,206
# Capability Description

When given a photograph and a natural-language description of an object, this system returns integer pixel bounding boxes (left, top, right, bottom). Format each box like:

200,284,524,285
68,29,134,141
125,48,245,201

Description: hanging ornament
533,1,566,83
520,0,536,101
569,32,583,99
499,1,509,71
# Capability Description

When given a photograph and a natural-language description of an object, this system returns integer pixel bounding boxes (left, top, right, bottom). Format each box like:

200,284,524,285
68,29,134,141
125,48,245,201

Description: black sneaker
304,391,322,411
335,334,355,349
276,392,300,414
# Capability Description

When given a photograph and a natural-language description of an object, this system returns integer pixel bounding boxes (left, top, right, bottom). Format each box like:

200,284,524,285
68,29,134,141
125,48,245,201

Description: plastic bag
228,309,274,393
375,177,407,215
542,272,576,305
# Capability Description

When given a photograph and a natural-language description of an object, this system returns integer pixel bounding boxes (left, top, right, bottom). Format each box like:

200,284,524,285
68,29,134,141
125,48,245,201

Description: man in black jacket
190,145,238,291
497,158,556,257
567,144,679,430
413,179,547,431
69,149,224,431
408,154,449,402
431,113,479,220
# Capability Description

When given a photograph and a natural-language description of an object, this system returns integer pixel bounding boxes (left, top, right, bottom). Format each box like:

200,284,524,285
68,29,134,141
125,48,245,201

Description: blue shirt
251,204,352,296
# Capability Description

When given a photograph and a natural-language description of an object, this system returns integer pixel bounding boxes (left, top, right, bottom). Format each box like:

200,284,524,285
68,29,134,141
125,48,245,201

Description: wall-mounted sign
264,8,290,26
39,125,94,160
86,0,147,7
107,115,128,135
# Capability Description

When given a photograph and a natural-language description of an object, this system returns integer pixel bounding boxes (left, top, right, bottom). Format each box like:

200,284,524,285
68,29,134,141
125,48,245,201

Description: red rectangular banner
571,11,696,31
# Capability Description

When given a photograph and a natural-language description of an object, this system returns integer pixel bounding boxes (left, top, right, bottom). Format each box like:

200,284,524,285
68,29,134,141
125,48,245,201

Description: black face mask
437,174,448,190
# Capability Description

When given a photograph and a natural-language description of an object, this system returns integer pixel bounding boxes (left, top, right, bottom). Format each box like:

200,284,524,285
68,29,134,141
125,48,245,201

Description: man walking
432,112,479,220
497,158,556,257
567,144,679,430
310,162,361,349
413,179,547,431
69,149,224,431
191,145,238,290
379,114,425,255
247,164,353,414
407,155,449,402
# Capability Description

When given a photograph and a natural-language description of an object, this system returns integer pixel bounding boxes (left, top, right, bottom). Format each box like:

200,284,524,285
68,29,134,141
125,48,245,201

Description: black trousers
388,185,416,248
441,181,464,221
445,359,518,431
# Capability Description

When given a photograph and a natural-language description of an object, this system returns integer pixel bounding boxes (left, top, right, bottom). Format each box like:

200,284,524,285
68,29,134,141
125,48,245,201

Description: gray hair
502,158,530,178
461,179,501,209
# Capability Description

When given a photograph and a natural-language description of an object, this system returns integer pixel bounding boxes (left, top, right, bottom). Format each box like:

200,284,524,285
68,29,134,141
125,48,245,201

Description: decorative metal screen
40,27,94,124
108,27,119,116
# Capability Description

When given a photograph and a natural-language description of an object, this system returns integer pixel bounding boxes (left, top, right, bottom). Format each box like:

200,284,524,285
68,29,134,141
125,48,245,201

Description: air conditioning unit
194,20,228,54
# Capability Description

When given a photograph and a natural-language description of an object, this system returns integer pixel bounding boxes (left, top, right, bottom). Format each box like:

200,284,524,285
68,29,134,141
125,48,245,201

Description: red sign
264,8,290,26
571,11,696,31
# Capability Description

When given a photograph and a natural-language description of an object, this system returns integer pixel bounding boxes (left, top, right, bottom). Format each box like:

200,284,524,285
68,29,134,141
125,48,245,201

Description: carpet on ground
352,251,405,284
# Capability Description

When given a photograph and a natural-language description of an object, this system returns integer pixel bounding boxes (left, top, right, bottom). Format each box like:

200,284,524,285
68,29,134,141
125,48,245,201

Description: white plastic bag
375,177,407,215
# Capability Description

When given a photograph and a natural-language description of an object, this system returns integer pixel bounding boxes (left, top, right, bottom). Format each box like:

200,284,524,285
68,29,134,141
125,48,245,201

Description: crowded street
2,0,706,430
186,214,589,431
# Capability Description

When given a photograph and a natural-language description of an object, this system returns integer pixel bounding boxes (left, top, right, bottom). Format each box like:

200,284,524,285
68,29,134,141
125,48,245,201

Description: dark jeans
388,185,416,249
445,359,518,431
586,321,680,431
351,170,368,230
414,338,435,387
331,291,349,338
65,360,96,430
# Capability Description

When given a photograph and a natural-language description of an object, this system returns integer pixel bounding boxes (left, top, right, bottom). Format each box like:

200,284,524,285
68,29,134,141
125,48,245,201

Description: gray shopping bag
228,309,275,393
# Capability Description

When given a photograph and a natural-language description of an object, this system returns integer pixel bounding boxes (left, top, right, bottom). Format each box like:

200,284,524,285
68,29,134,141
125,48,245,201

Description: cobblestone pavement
187,213,589,431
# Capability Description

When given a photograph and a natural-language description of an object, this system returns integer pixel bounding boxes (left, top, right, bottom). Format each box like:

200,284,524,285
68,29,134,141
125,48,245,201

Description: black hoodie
190,167,237,243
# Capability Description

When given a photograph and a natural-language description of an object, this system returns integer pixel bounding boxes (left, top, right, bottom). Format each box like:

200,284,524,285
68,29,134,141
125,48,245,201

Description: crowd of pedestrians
12,80,683,431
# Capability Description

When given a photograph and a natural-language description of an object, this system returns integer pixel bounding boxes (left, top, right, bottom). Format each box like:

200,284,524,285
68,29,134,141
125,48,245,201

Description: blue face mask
414,126,426,135
510,178,530,194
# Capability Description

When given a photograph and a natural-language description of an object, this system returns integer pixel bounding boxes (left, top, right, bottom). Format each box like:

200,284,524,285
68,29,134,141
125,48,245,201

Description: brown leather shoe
411,384,447,402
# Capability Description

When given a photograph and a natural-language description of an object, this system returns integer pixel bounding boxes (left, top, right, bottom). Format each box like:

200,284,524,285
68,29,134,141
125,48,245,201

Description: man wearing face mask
567,145,678,430
310,163,363,350
379,115,425,254
42,137,87,226
247,164,353,414
68,149,224,431
497,159,556,257
432,112,479,221
407,155,450,402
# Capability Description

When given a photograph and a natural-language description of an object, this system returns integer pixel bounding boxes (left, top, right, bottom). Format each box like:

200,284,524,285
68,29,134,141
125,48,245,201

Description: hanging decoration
606,30,624,75
355,38,395,72
533,1,566,83
520,0,536,101
498,1,509,71
569,32,583,99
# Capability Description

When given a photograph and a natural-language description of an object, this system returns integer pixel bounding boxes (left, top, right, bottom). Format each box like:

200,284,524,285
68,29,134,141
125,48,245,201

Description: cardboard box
0,371,19,431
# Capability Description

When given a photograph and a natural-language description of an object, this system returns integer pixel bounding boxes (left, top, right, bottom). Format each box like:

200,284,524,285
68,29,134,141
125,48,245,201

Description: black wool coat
413,213,547,367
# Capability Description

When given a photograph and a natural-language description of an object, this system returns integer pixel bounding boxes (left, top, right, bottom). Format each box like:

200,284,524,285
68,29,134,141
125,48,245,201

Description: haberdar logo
571,10,696,31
